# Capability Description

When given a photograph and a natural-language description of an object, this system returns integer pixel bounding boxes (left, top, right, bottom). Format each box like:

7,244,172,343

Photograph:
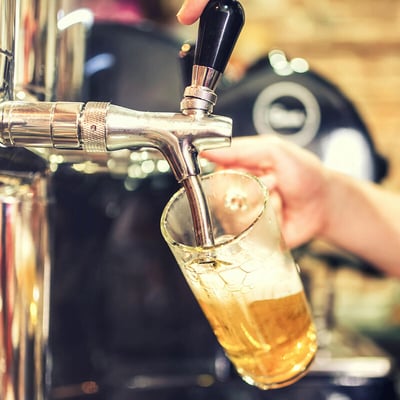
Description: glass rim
160,169,269,251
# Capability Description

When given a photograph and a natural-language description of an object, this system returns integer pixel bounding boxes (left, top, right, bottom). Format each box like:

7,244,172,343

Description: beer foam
187,250,303,303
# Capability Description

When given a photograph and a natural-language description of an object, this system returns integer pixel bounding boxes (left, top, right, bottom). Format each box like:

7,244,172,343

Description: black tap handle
194,0,245,74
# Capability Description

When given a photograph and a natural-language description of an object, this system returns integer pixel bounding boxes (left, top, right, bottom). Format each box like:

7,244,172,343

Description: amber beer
200,291,317,388
182,252,318,389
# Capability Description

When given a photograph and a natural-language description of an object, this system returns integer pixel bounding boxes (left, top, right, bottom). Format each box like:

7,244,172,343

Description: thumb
177,0,209,25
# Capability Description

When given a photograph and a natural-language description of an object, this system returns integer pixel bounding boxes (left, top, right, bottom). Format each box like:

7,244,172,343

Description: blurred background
174,0,400,189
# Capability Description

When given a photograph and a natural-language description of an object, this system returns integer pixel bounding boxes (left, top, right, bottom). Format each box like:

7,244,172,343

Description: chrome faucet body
0,100,232,182
0,0,232,182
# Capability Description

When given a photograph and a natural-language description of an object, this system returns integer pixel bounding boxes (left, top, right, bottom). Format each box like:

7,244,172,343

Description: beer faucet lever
181,0,245,116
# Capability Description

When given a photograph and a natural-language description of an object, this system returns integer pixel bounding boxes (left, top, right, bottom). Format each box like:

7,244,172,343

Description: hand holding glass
161,170,317,389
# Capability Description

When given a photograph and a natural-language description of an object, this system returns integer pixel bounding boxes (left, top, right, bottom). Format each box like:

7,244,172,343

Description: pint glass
160,170,317,389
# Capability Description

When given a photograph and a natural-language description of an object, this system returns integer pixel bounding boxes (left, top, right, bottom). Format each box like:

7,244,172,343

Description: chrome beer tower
0,0,244,398
0,1,245,184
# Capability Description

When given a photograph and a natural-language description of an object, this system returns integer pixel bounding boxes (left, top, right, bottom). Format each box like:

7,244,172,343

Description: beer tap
0,2,244,399
0,0,244,184
181,0,245,117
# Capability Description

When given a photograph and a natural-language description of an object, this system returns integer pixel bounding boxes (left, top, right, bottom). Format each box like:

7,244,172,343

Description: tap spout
0,101,232,182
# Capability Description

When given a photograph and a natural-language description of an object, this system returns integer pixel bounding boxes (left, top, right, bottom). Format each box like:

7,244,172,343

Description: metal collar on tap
180,65,221,115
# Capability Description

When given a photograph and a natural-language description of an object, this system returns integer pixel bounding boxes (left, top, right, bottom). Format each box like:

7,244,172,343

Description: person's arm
176,0,209,24
203,135,400,277
322,169,400,277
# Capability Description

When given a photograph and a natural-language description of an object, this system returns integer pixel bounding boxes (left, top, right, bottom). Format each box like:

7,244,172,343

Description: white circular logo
252,82,321,147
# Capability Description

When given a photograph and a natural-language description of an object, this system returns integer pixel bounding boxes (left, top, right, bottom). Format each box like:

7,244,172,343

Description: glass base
239,356,316,390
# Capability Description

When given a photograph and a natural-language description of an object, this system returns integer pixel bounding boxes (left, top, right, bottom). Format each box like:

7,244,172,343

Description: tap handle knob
195,0,245,74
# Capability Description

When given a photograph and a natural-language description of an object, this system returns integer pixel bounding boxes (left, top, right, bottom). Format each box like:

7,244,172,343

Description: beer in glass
161,170,317,389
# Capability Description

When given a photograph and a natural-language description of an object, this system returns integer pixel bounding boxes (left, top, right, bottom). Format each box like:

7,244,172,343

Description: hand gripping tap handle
181,0,245,115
